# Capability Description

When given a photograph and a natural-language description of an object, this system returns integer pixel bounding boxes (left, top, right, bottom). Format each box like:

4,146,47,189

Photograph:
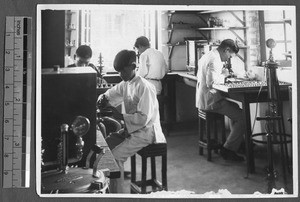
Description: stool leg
199,118,204,155
213,117,218,154
162,154,167,191
151,157,156,191
221,116,226,144
141,156,147,194
206,116,212,161
131,155,136,183
130,155,136,194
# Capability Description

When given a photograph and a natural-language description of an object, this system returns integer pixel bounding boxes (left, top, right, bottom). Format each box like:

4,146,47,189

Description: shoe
220,146,245,162
124,171,131,179
238,141,256,154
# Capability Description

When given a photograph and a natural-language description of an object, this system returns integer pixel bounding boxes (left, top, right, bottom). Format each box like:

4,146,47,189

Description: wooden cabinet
41,10,65,68
42,67,97,170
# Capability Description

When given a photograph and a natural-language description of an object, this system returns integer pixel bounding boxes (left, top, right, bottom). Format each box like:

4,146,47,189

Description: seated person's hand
105,106,124,120
97,94,111,109
117,127,130,138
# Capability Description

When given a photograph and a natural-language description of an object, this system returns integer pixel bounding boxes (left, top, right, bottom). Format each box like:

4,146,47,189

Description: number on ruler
4,118,13,135
5,50,13,67
3,16,32,188
4,102,13,119
5,85,13,101
5,67,13,84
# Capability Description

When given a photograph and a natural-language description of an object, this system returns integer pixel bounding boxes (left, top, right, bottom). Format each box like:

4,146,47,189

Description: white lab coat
102,75,166,193
195,49,226,110
104,75,166,145
136,48,168,95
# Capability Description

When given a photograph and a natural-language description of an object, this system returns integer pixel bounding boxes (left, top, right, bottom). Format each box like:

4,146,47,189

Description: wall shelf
65,10,77,58
163,10,249,70
198,10,243,14
164,42,186,46
197,10,248,69
65,45,75,48
197,26,248,45
66,28,76,31
197,26,248,30
265,19,292,24
164,42,186,59
163,11,208,70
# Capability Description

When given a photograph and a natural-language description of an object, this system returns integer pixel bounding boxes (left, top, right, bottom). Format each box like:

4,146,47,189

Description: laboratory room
37,4,297,197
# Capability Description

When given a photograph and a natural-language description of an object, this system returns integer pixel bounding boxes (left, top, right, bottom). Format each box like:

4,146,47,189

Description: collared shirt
195,49,226,110
136,48,168,94
104,75,166,143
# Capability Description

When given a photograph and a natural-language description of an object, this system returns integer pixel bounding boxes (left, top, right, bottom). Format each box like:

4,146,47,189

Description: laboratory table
164,71,291,174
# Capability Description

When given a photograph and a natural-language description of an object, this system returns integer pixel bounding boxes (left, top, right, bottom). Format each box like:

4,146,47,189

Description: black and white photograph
35,4,297,198
0,1,299,202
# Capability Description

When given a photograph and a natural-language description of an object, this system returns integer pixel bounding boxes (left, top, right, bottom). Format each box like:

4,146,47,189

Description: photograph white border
36,4,298,199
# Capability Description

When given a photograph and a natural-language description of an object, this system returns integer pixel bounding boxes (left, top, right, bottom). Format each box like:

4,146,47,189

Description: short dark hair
113,50,136,71
134,36,150,48
76,45,92,59
219,39,239,53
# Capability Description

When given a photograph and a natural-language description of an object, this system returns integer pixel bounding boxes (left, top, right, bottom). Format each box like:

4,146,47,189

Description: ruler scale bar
3,16,32,188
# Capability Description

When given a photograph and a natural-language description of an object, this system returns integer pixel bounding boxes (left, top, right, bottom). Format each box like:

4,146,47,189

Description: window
78,10,91,46
86,8,158,72
259,10,292,67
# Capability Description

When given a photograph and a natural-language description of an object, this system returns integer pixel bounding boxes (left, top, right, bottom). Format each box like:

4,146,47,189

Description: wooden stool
130,143,167,194
198,109,226,161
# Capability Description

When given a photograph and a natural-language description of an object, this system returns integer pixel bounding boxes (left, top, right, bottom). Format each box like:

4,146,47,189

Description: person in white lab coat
97,49,166,193
195,39,245,162
134,36,168,95
67,45,101,77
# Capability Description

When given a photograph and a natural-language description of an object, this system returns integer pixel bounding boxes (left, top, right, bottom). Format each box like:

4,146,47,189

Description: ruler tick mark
3,16,32,188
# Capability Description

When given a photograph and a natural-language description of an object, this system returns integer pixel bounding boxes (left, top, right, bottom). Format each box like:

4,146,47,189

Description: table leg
242,96,255,173
164,76,177,126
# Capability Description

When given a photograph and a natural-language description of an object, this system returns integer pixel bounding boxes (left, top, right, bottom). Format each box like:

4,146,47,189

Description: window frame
259,10,292,66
